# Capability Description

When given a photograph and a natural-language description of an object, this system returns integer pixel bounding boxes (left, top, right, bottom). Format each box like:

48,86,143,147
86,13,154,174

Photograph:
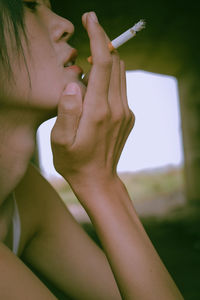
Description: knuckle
60,99,79,115
120,59,125,67
50,129,57,144
51,129,66,147
93,107,110,123
112,111,125,124
129,110,136,126
96,56,112,69
112,50,120,60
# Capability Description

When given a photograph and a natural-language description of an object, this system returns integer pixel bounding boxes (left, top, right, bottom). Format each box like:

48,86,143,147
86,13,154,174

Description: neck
0,104,52,204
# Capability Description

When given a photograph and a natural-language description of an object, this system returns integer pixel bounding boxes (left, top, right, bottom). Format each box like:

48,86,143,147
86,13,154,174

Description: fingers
82,12,112,106
109,58,135,169
120,60,129,115
81,11,135,171
82,12,111,67
51,82,83,148
108,51,123,118
113,60,135,168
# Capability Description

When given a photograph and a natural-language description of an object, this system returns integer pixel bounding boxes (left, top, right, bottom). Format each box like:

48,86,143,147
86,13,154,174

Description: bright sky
37,70,184,179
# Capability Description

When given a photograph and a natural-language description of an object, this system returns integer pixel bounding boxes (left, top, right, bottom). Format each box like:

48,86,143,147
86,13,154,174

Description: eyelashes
23,1,40,11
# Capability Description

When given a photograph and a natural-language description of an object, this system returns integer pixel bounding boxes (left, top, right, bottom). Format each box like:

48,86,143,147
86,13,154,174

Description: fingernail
63,82,79,95
89,12,98,23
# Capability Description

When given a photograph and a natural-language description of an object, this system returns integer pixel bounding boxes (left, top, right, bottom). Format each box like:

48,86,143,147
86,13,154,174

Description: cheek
3,68,31,101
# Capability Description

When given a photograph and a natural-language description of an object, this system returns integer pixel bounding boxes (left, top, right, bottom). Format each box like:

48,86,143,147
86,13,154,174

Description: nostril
61,32,68,39
51,16,74,42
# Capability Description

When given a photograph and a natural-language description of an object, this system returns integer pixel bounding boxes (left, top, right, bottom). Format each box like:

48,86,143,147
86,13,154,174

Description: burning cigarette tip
132,19,146,32
87,19,146,64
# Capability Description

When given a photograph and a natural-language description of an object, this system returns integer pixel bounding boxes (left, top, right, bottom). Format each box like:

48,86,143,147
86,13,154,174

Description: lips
63,48,78,68
63,48,83,76
66,64,83,75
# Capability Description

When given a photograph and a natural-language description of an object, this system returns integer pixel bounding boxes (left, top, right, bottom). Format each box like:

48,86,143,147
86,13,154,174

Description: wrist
67,170,138,226
66,171,122,202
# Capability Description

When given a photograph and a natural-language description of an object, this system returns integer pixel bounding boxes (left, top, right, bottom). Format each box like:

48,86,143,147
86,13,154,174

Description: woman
0,0,183,299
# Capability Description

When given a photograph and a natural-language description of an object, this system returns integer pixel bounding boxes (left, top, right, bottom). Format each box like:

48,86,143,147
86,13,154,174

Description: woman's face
4,0,85,111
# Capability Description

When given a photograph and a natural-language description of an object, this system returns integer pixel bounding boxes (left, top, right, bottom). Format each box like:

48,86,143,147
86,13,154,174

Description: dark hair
0,0,29,86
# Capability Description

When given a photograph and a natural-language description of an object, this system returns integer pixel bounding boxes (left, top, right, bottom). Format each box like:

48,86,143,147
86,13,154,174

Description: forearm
70,176,183,300
0,243,57,300
51,11,183,299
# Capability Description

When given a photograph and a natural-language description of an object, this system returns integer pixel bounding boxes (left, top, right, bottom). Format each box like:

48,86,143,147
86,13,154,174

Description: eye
23,1,40,11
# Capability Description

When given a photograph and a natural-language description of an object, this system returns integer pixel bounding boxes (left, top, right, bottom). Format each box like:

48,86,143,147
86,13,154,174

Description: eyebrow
42,0,52,9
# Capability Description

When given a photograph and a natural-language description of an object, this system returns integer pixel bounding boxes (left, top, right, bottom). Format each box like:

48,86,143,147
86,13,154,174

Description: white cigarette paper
111,19,146,49
87,19,146,63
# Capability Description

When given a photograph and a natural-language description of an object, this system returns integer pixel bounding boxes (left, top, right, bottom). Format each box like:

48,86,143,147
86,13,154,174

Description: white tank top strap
12,193,21,256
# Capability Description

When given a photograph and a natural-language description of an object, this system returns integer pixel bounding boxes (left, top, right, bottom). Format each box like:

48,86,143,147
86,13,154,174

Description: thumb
51,82,83,147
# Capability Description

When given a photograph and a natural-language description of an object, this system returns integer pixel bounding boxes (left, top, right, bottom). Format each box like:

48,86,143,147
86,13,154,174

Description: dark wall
52,0,200,75
52,0,200,201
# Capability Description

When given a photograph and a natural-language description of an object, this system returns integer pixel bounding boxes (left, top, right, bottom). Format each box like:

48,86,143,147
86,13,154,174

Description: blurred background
36,0,200,299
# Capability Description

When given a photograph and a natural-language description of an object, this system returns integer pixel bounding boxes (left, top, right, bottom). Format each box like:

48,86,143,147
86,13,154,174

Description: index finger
82,12,112,104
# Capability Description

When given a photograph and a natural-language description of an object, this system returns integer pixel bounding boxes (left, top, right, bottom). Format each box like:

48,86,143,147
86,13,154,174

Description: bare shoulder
15,163,71,256
15,164,122,300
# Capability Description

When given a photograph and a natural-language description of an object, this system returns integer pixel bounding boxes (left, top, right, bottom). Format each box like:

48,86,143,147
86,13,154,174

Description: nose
50,12,75,43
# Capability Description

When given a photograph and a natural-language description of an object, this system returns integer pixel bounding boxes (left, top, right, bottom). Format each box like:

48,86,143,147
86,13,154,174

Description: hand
51,12,135,186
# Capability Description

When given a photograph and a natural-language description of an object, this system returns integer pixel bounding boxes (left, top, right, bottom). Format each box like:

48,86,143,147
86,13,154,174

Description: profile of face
3,0,85,112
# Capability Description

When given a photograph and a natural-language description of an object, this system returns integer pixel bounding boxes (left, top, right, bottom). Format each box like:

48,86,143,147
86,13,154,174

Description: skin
0,0,86,203
0,1,184,299
4,0,86,109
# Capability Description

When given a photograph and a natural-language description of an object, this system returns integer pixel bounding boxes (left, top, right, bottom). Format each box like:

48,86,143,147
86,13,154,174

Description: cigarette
87,19,146,64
